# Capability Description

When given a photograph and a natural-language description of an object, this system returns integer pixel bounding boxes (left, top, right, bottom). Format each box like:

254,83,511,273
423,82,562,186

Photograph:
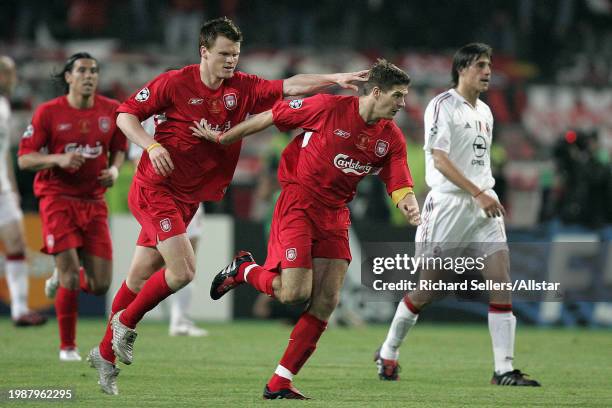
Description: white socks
170,284,192,325
6,259,29,320
380,300,419,361
488,311,516,374
274,365,294,380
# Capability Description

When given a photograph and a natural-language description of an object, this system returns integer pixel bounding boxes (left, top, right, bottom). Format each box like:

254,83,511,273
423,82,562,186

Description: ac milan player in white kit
375,43,541,386
0,56,47,327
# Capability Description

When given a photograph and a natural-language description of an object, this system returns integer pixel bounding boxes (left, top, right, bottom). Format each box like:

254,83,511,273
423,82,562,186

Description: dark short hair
199,17,243,50
53,52,97,94
364,59,411,95
451,43,492,87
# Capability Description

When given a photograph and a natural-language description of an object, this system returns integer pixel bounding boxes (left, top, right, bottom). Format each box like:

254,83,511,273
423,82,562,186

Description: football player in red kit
201,59,421,399
18,52,127,361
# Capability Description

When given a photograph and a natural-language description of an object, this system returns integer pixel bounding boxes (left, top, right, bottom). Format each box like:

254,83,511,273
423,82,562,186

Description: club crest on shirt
223,93,237,110
375,139,389,157
286,248,297,261
160,218,172,233
98,117,111,133
135,87,150,102
289,99,303,109
46,234,55,250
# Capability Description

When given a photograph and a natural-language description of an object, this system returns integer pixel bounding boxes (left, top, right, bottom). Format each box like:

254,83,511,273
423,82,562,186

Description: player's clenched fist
398,193,421,226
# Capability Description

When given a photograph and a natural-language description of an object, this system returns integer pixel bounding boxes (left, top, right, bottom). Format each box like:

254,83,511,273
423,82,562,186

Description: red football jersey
273,94,414,207
118,65,283,203
18,95,127,200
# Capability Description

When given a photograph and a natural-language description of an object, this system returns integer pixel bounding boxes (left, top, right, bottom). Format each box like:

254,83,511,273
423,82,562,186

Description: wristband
391,187,414,206
473,190,484,198
146,142,161,153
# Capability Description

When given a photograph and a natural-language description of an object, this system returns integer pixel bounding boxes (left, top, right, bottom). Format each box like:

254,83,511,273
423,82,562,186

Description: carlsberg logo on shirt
333,154,380,175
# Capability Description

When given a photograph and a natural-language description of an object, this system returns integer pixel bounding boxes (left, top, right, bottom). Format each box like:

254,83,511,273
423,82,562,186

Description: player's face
65,59,99,97
0,57,17,96
202,36,241,79
375,85,408,120
0,67,17,96
459,55,491,93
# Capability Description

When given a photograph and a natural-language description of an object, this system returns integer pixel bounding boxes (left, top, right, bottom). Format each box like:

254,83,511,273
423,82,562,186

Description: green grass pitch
1,318,610,407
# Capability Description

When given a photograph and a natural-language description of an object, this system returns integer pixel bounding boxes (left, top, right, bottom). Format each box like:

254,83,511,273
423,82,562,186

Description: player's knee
170,263,196,286
280,286,311,305
58,267,80,289
4,235,26,255
89,279,111,296
315,292,341,316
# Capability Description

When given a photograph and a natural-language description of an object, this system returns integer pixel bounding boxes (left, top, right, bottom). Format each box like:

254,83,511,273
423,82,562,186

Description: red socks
489,303,512,313
56,286,79,349
119,269,174,329
239,262,276,297
267,313,327,391
403,295,421,314
99,281,138,363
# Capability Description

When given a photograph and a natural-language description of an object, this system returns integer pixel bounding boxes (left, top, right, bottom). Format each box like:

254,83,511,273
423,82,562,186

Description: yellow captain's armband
391,187,414,206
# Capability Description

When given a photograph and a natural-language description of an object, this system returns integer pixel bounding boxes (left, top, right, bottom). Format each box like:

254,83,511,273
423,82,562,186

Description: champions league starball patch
289,99,303,109
135,87,150,102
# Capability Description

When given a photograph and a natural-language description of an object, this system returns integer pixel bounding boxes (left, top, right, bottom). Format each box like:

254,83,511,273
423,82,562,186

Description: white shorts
0,191,23,227
186,204,204,239
415,189,508,257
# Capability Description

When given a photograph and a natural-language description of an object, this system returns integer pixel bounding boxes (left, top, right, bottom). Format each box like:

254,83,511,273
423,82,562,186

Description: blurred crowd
1,0,610,230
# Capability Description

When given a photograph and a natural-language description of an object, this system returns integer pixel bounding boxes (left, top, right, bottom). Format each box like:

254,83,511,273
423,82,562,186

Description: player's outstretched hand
398,193,421,226
98,166,119,187
191,119,220,143
474,192,506,217
148,143,174,177
335,70,369,92
58,152,86,170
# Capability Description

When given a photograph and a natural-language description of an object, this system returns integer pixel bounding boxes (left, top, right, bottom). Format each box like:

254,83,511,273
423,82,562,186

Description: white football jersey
0,96,12,193
423,89,495,193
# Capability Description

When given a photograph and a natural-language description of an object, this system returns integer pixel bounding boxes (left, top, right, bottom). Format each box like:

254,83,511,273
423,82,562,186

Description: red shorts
263,184,351,272
39,195,112,259
128,181,199,247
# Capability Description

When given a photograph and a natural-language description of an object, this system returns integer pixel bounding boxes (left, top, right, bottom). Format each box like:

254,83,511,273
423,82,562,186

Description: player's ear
200,46,207,59
373,86,381,98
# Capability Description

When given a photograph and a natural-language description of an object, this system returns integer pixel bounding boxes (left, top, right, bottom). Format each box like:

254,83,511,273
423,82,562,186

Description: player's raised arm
191,110,274,145
282,70,369,95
